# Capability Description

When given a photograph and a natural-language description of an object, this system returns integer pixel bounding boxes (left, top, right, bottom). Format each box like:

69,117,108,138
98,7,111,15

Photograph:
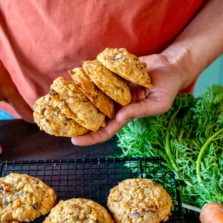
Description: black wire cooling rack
0,157,184,223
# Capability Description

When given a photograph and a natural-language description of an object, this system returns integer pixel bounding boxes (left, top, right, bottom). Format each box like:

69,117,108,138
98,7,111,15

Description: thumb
116,97,172,123
71,117,128,146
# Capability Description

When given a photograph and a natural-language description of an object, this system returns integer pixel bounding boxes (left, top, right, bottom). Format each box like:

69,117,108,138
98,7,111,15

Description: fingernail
71,138,79,145
202,203,209,210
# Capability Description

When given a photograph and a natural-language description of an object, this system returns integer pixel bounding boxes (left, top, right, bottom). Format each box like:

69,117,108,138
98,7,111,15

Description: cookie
0,173,56,222
44,198,114,223
33,93,88,137
83,60,132,106
97,48,152,88
107,178,172,223
70,67,115,118
50,77,105,131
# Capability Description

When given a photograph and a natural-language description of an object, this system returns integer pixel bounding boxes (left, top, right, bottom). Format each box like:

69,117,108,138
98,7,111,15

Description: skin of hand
0,61,34,123
72,0,223,146
71,54,184,146
200,202,223,223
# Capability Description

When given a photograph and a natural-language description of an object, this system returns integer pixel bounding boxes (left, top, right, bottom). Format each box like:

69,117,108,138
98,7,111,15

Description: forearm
162,0,223,90
0,61,34,122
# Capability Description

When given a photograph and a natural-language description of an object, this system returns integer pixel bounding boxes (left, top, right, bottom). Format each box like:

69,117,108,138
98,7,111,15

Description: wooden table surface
0,119,120,161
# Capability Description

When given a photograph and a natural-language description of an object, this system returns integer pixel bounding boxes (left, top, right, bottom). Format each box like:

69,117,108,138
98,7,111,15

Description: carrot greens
116,86,223,207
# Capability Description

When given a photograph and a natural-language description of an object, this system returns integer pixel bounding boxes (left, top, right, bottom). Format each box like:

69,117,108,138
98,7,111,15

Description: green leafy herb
116,85,223,207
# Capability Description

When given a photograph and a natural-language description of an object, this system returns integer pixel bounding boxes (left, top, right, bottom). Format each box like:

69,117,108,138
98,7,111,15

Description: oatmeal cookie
97,48,152,88
107,178,172,223
83,60,131,106
70,67,115,118
0,173,56,222
50,77,105,131
44,198,114,223
33,93,88,137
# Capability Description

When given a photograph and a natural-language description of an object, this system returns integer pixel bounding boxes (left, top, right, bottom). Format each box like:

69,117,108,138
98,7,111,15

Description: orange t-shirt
0,0,204,117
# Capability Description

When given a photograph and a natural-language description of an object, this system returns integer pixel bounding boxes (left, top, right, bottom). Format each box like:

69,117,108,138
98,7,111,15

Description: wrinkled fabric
0,0,204,116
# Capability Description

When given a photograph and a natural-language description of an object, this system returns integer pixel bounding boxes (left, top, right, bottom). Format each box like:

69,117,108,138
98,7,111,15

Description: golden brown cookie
43,198,114,223
70,67,115,118
50,77,105,131
107,178,172,223
97,48,152,88
0,173,56,223
83,60,132,106
33,93,88,137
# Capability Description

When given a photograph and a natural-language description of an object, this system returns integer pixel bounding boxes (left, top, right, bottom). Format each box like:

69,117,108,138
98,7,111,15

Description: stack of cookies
33,48,152,137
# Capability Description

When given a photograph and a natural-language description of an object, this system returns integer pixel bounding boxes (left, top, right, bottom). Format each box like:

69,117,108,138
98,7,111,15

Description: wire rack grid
0,157,184,223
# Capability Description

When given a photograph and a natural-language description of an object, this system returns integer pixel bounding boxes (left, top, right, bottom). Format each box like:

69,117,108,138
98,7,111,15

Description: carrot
200,202,223,223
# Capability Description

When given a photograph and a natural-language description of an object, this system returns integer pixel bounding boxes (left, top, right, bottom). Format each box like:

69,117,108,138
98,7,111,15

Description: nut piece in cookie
44,198,114,223
97,48,152,88
107,178,172,223
0,173,56,222
50,77,105,131
83,60,132,106
70,67,115,118
33,93,88,137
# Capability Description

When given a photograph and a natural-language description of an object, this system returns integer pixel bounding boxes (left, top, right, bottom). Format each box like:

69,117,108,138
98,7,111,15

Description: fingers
116,94,173,123
6,88,34,123
131,86,147,102
72,54,183,146
71,117,127,146
71,93,173,146
71,88,174,146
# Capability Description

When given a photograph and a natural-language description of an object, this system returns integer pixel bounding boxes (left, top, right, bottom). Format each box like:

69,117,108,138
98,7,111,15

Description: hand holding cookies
33,48,184,145
71,53,184,145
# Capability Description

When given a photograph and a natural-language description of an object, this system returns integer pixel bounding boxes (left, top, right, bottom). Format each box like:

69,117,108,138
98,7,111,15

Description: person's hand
71,54,185,146
200,202,223,223
0,61,33,122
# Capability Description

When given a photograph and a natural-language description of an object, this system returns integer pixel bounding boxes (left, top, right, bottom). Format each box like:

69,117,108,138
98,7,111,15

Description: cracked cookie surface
33,93,88,137
0,173,56,223
107,178,172,223
50,77,105,131
70,67,114,118
97,48,152,88
83,60,131,106
44,198,114,223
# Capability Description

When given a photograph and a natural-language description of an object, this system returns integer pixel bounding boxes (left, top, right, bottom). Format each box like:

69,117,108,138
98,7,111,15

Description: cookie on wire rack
44,198,114,223
107,178,172,223
0,173,56,222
